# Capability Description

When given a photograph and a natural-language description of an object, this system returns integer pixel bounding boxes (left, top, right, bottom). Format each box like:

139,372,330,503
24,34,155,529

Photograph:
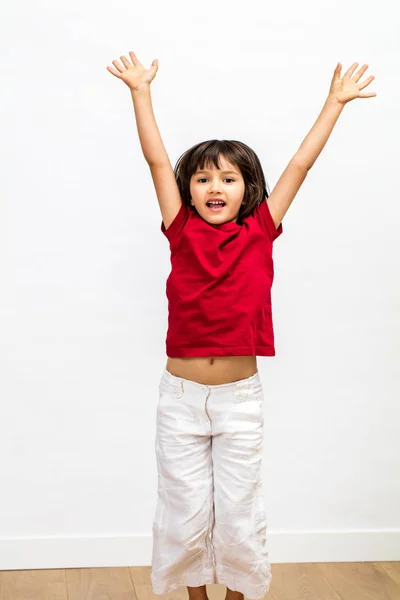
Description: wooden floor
0,562,399,600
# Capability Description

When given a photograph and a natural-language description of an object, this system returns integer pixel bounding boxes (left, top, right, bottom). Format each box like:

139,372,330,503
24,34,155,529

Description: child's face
189,156,246,225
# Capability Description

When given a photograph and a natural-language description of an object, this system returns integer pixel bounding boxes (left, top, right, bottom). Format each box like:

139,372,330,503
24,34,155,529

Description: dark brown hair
173,139,270,225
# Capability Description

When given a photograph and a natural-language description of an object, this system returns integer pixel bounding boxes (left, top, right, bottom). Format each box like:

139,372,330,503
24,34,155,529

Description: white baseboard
0,529,399,571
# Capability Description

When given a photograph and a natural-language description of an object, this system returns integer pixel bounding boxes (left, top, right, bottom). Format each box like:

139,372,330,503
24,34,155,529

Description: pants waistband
161,367,261,392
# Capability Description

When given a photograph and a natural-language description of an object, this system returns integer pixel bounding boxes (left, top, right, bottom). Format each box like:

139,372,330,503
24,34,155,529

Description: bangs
192,142,238,175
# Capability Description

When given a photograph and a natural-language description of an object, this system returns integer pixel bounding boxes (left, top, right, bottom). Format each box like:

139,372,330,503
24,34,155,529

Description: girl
106,53,376,600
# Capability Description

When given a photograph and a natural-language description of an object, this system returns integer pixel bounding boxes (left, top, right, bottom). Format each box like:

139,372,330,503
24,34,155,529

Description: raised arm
267,61,377,229
106,51,182,229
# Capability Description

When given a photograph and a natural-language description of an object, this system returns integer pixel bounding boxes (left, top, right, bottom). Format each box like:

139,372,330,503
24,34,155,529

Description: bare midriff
165,355,257,385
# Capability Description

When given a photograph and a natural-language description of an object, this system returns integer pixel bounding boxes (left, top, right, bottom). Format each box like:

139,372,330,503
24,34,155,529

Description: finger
106,65,122,78
120,55,131,69
111,59,125,73
358,75,375,90
358,92,377,98
129,51,140,66
332,61,341,80
344,62,359,78
353,64,369,83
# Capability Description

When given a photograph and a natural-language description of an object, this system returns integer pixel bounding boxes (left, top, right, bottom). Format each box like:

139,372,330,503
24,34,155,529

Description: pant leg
151,371,215,595
210,375,272,600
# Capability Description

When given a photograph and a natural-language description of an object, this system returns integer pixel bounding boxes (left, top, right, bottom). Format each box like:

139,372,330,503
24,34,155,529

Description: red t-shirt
161,198,283,357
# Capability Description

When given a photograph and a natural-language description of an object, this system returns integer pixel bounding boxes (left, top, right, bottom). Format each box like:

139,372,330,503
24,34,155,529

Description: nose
208,183,222,193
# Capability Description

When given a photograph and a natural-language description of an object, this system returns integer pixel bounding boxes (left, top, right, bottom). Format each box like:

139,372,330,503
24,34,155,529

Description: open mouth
206,201,226,212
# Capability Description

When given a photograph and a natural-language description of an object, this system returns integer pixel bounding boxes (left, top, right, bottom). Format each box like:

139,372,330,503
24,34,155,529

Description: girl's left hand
329,62,377,105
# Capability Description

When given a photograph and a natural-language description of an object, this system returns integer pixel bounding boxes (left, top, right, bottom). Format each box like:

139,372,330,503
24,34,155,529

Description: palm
120,63,154,88
106,51,158,91
329,62,376,105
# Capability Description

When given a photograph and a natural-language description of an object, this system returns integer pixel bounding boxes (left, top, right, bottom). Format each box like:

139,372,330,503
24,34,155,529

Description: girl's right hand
106,51,158,91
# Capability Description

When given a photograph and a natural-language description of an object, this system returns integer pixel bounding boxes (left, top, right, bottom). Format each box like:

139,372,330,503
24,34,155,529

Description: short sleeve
254,198,283,241
161,202,189,243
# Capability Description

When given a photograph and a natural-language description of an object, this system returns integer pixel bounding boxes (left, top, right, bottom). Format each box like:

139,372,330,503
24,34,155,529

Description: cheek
191,185,204,199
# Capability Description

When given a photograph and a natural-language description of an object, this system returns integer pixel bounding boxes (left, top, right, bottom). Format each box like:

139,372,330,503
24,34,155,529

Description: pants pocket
246,384,264,424
157,379,184,414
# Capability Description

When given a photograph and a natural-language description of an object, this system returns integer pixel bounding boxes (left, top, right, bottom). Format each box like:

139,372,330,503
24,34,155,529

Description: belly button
209,358,214,365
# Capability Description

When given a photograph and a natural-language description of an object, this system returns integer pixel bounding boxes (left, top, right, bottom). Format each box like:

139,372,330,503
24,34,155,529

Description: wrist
130,83,150,94
326,93,345,110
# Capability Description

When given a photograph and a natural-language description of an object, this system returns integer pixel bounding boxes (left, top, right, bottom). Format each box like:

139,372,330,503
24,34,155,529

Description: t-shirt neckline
194,208,241,232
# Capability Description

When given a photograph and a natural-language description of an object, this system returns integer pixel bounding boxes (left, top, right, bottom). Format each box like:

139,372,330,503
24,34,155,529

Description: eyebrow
195,169,239,175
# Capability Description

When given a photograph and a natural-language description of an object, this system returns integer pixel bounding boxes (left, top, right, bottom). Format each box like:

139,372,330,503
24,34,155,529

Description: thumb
152,59,159,72
330,62,341,86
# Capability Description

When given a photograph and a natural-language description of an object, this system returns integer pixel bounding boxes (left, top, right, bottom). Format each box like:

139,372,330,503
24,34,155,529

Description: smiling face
189,155,246,225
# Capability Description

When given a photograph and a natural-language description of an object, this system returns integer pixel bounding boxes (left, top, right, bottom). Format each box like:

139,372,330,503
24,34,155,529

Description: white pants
151,368,272,600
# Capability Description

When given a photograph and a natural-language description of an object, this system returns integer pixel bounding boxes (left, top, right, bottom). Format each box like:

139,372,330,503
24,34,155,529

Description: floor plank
269,563,341,600
66,567,136,600
378,562,400,588
0,569,68,600
319,562,400,600
0,563,399,600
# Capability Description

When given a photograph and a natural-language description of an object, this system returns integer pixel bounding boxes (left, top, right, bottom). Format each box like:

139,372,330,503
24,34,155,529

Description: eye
196,178,235,183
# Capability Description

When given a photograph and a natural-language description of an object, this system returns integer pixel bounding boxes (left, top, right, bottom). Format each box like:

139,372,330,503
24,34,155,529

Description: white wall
1,0,399,570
